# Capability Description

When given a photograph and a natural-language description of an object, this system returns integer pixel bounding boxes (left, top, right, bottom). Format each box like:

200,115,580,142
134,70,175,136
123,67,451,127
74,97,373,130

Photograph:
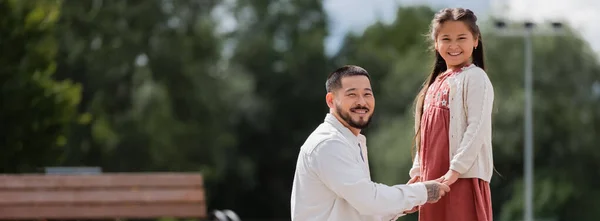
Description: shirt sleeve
450,68,494,174
380,210,409,221
312,139,428,216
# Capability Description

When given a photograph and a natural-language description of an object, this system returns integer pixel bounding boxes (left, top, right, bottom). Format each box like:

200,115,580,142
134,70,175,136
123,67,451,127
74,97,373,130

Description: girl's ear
473,36,479,48
434,40,439,51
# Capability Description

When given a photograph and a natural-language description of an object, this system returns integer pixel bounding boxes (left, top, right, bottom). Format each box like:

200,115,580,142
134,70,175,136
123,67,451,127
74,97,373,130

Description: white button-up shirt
291,114,428,221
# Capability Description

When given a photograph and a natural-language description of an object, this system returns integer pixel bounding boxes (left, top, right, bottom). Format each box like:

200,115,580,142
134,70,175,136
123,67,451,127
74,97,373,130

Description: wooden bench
0,172,207,220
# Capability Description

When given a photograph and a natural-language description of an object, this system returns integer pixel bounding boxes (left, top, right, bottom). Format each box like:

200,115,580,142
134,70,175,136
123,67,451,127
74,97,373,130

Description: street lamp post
491,20,564,221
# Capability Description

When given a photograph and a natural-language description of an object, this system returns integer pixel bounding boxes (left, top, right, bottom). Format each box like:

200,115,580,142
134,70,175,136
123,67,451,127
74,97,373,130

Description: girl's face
435,21,479,69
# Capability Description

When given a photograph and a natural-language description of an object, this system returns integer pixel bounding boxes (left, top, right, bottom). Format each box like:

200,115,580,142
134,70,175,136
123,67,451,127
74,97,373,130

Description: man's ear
326,92,335,109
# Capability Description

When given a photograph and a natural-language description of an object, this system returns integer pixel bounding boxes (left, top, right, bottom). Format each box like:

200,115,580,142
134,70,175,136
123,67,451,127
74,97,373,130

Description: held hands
423,170,459,204
422,180,450,203
402,175,451,214
436,170,460,186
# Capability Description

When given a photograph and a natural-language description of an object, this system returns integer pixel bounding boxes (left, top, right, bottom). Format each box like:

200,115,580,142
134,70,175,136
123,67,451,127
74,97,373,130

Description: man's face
327,75,375,129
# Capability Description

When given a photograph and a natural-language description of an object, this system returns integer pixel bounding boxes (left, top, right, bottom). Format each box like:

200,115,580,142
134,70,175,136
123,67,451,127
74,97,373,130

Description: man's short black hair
325,65,371,92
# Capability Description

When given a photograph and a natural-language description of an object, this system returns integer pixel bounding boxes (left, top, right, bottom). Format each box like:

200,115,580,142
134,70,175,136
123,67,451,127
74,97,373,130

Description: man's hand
421,180,450,203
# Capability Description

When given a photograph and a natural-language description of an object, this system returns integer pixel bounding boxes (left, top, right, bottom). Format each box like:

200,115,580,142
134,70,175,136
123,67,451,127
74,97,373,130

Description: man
290,65,450,221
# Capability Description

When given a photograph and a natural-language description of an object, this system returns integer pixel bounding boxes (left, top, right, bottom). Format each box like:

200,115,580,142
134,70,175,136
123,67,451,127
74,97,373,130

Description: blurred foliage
1,0,599,220
0,0,82,173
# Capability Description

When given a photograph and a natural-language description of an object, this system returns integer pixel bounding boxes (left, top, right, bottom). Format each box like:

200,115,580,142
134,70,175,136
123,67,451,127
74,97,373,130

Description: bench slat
0,203,206,219
0,189,204,205
0,173,203,190
0,173,208,219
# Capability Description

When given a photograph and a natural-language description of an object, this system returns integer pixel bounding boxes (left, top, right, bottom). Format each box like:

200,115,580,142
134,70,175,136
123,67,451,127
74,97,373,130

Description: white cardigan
409,64,495,182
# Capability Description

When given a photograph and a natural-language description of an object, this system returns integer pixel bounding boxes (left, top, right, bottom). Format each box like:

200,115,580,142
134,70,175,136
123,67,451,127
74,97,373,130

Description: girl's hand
407,175,421,184
436,170,460,186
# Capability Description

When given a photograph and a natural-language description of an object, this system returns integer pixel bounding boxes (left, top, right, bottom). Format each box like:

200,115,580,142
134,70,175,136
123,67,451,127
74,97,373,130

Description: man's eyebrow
344,88,372,93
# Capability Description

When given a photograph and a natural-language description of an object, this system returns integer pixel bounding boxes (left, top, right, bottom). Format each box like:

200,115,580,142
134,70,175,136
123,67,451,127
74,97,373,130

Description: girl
406,7,494,221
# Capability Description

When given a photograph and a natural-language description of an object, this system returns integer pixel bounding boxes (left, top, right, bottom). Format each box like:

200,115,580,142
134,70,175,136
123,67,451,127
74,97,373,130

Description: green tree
0,0,82,173
54,0,253,211
483,23,600,221
222,0,332,218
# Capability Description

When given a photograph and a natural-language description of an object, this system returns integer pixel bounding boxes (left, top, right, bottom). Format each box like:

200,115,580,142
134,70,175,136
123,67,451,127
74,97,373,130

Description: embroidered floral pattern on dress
423,64,473,112
424,76,453,111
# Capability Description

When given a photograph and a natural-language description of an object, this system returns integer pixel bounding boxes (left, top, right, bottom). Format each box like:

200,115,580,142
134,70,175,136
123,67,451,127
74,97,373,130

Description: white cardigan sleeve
409,152,421,178
410,106,422,178
450,68,494,174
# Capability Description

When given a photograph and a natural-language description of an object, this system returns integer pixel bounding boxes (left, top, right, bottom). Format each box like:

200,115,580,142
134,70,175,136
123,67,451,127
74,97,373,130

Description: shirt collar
324,113,362,145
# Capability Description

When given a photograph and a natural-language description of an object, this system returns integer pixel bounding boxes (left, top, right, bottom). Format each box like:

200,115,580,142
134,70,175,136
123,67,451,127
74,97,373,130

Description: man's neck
331,112,361,136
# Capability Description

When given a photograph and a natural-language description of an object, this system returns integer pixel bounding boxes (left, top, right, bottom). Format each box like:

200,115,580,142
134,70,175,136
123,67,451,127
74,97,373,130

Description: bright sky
324,0,600,57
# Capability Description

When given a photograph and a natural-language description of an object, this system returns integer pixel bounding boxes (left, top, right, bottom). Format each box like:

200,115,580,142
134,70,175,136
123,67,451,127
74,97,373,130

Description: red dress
418,67,493,221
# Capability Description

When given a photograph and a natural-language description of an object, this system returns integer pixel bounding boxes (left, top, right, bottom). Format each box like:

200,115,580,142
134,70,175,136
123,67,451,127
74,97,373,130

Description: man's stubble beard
335,104,373,129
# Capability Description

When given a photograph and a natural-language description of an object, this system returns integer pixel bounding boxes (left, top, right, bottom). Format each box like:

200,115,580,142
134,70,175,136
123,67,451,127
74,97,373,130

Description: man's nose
356,95,367,105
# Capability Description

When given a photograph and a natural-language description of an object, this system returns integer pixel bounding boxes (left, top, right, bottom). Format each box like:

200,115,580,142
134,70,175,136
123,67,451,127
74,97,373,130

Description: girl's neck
446,61,472,72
